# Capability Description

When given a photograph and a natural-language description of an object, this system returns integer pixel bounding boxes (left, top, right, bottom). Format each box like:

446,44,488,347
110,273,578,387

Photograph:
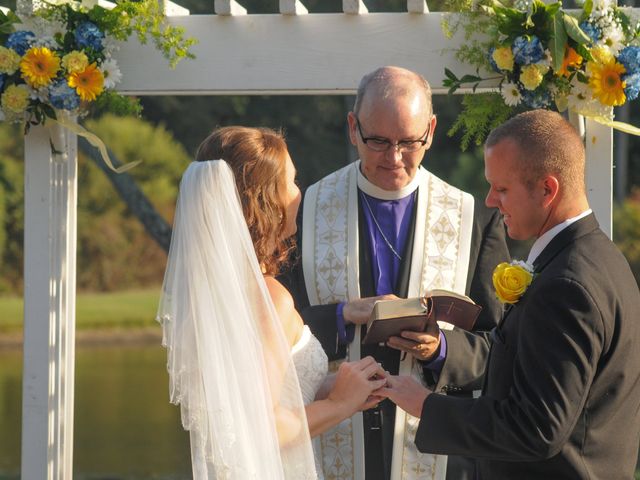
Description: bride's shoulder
264,276,293,307
264,277,303,346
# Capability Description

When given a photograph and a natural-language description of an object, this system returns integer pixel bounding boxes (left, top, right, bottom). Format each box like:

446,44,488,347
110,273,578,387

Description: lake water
2,342,639,479
0,343,191,479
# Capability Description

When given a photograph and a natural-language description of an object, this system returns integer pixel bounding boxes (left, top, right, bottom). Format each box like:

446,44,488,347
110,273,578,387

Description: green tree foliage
77,115,190,291
613,192,640,284
0,115,190,294
0,123,23,294
140,95,351,188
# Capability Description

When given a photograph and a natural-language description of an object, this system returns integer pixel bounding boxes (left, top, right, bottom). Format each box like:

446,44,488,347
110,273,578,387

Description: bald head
353,66,433,118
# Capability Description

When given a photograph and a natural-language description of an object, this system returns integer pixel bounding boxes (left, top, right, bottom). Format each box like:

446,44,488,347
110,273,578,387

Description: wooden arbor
19,1,616,478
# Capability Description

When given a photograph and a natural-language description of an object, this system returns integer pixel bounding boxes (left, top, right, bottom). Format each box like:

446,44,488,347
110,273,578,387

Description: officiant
378,109,640,479
280,66,510,480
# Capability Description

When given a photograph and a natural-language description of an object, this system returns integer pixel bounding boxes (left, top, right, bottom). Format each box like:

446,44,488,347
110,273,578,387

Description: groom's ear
541,175,560,207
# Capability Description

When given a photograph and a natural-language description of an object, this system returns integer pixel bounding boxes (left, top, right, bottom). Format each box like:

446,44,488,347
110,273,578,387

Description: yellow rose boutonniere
493,260,534,305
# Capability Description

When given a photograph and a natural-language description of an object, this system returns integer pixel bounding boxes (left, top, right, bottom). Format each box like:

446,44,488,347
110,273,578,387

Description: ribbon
573,109,640,136
51,113,141,173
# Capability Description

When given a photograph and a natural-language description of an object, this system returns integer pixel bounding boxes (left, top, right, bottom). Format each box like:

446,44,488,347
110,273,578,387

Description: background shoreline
0,326,162,349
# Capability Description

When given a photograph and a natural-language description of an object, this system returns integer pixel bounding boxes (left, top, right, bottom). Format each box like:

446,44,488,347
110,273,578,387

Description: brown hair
195,126,293,275
485,109,585,194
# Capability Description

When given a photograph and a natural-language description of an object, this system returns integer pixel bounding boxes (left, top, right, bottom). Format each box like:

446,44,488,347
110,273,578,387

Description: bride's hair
195,126,294,275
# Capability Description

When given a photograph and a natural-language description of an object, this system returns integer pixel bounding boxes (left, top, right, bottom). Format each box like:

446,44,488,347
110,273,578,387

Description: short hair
485,110,585,193
195,126,293,276
353,66,433,117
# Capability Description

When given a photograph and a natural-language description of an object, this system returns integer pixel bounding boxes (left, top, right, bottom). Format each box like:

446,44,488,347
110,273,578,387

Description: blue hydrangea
520,88,552,109
48,79,81,111
512,36,545,65
579,21,601,44
618,46,640,75
74,22,104,51
623,72,640,101
6,30,36,56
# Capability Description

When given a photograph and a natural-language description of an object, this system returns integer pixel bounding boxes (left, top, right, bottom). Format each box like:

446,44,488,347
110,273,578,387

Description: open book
362,289,482,344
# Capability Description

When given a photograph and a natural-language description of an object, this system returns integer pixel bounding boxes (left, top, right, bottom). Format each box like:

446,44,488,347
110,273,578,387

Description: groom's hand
375,375,431,418
343,294,399,325
386,320,440,362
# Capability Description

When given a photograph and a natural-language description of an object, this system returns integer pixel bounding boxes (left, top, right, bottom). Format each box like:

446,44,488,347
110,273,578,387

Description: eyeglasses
355,117,431,153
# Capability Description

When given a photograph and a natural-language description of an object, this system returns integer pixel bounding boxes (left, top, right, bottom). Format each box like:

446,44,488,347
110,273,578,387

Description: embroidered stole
302,161,474,480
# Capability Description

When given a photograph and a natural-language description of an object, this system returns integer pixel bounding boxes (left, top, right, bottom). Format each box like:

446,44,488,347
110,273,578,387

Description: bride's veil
157,160,317,479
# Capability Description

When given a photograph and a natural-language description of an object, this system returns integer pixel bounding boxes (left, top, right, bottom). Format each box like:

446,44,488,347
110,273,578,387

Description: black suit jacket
417,214,640,479
279,188,510,480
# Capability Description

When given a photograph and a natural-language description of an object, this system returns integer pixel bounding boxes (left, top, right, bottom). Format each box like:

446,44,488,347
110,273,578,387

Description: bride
157,126,386,479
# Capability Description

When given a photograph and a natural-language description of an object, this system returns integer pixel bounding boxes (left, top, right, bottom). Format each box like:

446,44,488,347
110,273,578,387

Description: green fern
448,93,514,151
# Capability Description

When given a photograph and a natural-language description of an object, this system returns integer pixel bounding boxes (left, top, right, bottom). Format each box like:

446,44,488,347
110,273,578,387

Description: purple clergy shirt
360,191,416,295
335,190,417,344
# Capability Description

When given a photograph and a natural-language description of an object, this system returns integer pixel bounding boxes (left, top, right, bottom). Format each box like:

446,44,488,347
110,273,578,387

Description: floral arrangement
442,0,640,149
492,260,534,304
0,0,196,130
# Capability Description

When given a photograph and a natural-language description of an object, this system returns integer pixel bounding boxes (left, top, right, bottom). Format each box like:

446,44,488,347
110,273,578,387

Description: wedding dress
157,160,318,479
291,325,329,478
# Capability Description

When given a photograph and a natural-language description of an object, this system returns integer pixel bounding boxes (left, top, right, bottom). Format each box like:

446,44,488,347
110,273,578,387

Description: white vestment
301,161,474,480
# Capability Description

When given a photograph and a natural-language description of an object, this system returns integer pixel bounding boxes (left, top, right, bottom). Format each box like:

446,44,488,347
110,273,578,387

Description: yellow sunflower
20,47,60,88
589,59,626,106
68,63,104,101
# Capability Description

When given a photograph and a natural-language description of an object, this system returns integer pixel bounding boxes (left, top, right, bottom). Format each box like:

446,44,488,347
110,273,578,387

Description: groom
379,109,640,479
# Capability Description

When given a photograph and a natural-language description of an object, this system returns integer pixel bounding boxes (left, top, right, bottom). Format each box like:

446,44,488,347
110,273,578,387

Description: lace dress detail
292,325,329,479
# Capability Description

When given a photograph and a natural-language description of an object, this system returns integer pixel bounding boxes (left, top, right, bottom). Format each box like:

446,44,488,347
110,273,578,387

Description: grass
0,288,161,333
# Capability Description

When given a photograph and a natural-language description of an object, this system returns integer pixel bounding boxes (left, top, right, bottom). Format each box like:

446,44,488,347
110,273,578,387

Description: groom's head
483,110,588,241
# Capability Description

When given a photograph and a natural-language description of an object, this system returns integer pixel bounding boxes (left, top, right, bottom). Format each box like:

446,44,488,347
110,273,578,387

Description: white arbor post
21,123,78,480
584,119,613,237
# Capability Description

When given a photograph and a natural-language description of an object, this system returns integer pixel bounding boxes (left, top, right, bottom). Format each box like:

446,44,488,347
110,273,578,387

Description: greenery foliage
76,114,190,291
0,0,195,127
447,92,513,150
0,122,23,294
442,0,640,148
613,191,640,283
0,115,190,294
0,288,161,332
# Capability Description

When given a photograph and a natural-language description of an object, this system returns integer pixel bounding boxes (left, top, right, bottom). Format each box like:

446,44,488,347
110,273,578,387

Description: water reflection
0,342,191,479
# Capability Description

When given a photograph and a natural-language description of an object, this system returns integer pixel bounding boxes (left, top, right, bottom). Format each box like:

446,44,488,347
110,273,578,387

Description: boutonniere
492,260,535,305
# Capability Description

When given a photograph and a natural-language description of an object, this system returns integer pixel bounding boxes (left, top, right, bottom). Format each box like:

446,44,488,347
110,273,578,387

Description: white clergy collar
356,160,423,200
527,209,592,265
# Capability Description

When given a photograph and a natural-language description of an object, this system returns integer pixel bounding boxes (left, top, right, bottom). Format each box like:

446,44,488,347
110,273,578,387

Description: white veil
157,160,317,479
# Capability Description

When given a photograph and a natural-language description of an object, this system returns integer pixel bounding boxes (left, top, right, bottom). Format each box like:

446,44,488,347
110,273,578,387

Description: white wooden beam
343,0,368,14
585,119,613,238
408,0,429,13
214,0,247,15
21,123,78,480
114,13,478,95
280,0,308,15
161,0,190,16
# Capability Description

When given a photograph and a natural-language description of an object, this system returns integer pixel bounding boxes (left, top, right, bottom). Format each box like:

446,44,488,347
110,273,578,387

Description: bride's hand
327,356,388,414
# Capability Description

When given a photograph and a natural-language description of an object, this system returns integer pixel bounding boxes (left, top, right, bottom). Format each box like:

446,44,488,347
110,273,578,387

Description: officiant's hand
386,320,440,362
343,294,399,325
375,375,432,418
